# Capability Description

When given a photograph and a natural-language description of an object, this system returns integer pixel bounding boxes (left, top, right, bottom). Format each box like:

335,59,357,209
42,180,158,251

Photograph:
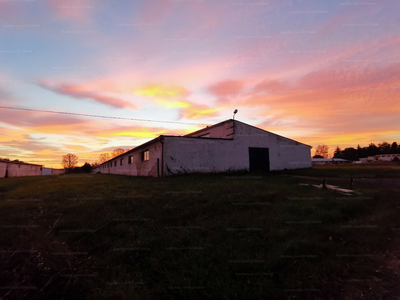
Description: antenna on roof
233,109,238,120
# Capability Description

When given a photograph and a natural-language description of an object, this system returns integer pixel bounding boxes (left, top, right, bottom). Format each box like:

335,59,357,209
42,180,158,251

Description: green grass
0,168,400,299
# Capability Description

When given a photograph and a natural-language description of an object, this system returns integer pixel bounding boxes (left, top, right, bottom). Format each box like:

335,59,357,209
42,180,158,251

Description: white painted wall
163,137,242,175
0,162,42,178
0,162,6,178
234,121,311,170
163,120,311,175
52,169,65,175
42,167,52,176
98,140,162,177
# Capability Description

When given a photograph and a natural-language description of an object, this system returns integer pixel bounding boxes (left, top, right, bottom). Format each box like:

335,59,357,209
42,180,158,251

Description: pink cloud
0,109,98,130
46,0,96,25
136,0,174,24
298,62,400,90
206,58,400,137
39,82,136,109
253,79,290,93
208,80,244,97
316,4,384,39
0,2,13,18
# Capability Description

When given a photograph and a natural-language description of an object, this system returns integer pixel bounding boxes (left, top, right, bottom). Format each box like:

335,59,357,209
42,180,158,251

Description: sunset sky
0,0,399,167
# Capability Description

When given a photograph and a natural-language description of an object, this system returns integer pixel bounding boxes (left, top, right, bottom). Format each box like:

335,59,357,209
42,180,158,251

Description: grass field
275,161,400,178
1,165,400,299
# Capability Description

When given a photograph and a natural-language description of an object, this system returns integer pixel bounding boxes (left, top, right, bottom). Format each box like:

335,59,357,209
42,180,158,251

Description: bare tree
112,148,125,158
61,153,78,169
99,153,110,163
315,145,329,158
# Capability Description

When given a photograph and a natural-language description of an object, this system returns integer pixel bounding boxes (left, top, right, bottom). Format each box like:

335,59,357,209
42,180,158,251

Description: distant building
359,154,400,163
42,167,65,176
374,154,400,161
0,159,42,178
51,169,65,175
311,158,351,165
0,159,65,178
95,119,312,177
42,167,52,176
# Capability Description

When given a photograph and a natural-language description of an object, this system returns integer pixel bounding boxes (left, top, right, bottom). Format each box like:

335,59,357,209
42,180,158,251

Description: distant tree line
333,142,400,161
61,153,96,174
60,148,127,174
99,148,126,163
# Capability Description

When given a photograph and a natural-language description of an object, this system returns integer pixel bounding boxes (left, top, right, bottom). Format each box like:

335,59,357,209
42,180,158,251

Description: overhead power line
0,106,210,126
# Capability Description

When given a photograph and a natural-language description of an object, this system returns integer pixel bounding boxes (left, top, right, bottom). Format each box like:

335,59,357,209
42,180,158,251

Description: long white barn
0,159,65,178
95,119,312,177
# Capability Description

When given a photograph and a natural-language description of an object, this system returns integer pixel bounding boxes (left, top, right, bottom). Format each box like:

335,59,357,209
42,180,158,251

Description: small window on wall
120,159,123,166
129,156,133,164
114,161,117,166
142,150,149,161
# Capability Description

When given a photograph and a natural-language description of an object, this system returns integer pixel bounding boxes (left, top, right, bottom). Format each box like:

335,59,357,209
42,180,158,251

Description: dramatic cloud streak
39,82,136,109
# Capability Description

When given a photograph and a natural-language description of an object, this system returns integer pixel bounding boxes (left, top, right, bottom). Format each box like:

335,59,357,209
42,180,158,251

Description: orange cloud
134,84,189,98
180,104,219,119
133,84,219,119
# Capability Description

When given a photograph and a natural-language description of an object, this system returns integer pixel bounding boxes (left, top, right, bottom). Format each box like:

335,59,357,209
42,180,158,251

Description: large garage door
249,147,270,172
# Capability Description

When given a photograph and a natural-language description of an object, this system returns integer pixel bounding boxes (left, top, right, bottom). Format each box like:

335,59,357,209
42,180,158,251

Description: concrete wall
98,141,162,177
42,167,52,176
234,121,311,170
163,121,311,175
52,169,65,175
42,167,65,175
0,162,42,178
163,137,242,175
0,162,7,178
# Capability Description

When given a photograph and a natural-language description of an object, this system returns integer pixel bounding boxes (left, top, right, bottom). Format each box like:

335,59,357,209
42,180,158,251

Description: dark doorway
249,147,270,172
